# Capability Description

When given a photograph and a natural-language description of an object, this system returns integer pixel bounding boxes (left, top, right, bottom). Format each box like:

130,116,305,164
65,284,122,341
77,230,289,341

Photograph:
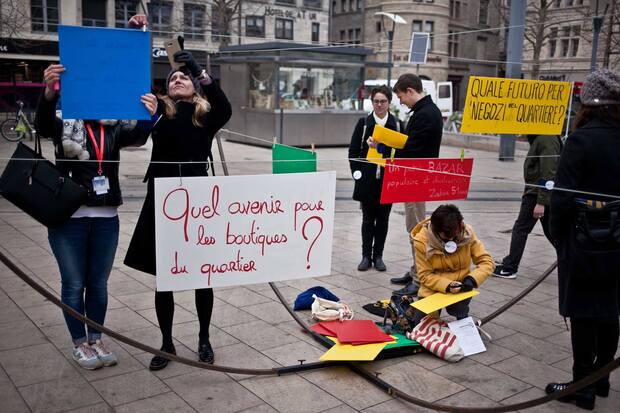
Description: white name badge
93,175,110,195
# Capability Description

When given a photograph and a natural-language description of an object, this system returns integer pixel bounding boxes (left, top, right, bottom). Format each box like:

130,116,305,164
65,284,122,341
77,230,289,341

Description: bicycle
1,100,36,142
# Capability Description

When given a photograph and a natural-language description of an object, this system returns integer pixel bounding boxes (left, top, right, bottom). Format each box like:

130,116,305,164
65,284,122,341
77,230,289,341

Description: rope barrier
0,248,344,376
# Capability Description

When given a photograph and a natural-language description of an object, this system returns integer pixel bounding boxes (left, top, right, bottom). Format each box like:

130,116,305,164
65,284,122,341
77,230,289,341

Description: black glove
173,50,201,78
460,276,477,292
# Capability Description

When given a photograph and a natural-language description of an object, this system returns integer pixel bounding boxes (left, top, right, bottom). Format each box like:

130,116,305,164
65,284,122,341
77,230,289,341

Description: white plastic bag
311,294,354,321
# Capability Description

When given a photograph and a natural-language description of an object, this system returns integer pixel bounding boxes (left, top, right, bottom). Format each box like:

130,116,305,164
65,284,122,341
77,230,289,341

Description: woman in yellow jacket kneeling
411,204,495,325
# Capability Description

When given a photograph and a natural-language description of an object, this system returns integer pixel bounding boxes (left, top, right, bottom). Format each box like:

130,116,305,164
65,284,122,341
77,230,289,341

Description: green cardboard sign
272,144,317,174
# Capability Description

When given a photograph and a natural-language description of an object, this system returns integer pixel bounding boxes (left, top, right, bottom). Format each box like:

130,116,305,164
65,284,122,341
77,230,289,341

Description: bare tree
496,0,570,79
577,0,620,69
0,0,30,39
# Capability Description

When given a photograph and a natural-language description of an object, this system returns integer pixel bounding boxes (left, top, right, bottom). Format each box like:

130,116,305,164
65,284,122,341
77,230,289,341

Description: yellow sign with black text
460,77,571,135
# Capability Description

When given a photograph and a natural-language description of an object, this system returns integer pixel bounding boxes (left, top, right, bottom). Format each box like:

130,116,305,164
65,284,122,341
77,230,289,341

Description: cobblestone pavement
0,136,618,412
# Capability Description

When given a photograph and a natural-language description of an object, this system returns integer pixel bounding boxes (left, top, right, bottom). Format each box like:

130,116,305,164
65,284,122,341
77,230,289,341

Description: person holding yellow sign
368,74,444,295
348,85,402,272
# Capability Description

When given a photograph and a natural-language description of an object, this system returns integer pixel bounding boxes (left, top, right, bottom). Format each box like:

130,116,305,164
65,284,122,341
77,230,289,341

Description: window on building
376,21,382,33
340,30,345,42
479,0,489,25
275,18,294,40
83,0,106,27
450,0,461,19
349,0,354,11
184,3,205,40
561,39,569,57
476,36,487,60
348,28,353,43
303,0,322,8
557,25,580,57
31,0,59,32
246,16,265,38
548,27,558,57
354,28,361,44
357,0,362,10
341,0,346,12
116,0,139,28
425,21,434,50
566,0,573,6
332,1,337,13
412,20,422,32
448,31,459,57
312,22,320,43
554,0,561,7
148,1,173,37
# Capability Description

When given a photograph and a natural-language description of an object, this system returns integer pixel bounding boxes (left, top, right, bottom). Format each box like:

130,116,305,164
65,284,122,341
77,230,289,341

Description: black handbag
0,134,88,227
569,200,620,280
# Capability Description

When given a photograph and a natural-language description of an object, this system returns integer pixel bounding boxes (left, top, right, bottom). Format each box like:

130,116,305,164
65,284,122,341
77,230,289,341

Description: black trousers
155,288,214,348
360,200,392,259
502,194,552,271
570,317,619,384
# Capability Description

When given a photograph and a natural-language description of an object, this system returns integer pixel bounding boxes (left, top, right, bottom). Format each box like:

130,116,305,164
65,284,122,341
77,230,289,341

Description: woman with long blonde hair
124,16,232,371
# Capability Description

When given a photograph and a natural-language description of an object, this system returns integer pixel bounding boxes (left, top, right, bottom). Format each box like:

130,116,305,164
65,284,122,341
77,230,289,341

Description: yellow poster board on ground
460,76,570,135
411,290,479,314
320,336,394,361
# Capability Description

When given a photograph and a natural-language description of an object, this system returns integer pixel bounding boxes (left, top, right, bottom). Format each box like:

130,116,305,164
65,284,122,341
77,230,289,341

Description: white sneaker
72,343,103,370
90,339,118,367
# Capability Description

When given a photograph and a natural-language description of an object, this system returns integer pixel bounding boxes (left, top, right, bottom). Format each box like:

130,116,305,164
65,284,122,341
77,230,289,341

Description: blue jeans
48,216,119,345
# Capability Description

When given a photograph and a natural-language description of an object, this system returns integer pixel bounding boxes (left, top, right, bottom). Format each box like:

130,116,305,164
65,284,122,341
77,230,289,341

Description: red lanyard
85,123,104,175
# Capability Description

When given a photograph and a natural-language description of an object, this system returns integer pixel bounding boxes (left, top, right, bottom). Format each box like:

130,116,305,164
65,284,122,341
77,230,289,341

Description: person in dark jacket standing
36,64,157,370
124,15,232,371
493,134,561,279
369,74,443,295
546,69,620,411
348,85,402,272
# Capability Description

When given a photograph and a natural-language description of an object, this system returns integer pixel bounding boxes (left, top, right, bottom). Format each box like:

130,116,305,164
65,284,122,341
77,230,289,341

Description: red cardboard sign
380,158,474,203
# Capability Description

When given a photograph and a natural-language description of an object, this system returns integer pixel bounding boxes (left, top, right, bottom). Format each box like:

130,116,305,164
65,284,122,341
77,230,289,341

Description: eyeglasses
372,99,388,104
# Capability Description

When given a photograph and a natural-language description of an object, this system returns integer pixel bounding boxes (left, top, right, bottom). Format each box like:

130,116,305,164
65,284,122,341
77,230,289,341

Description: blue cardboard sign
58,25,151,120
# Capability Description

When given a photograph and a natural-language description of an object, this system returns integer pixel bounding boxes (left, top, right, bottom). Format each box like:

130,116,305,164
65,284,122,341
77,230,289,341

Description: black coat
348,113,401,202
394,95,443,159
550,118,620,318
124,81,232,275
35,93,151,207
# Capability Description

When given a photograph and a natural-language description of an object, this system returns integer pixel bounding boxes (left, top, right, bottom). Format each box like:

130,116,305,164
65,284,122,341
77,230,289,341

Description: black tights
155,288,214,349
570,317,619,384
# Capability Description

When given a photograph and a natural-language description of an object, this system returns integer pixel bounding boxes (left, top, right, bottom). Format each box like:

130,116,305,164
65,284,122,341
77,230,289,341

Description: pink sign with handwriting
154,172,336,291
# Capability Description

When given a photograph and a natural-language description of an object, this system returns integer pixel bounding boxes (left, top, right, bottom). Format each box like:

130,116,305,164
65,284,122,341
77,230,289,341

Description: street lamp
374,12,406,86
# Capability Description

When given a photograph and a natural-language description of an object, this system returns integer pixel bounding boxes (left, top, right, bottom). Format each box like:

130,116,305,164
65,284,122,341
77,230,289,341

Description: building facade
330,0,501,110
0,0,330,107
522,0,619,83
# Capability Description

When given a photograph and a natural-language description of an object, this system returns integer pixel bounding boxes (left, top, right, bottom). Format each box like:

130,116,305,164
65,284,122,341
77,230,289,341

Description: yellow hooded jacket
412,218,495,298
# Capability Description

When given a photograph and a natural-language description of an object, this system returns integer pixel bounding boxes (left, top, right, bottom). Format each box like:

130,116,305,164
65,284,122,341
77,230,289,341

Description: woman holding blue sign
36,63,157,370
124,15,232,371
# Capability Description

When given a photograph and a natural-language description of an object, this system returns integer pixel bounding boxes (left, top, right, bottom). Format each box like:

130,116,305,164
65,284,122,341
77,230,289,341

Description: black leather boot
149,344,176,371
198,340,214,364
390,271,413,285
595,378,610,397
357,256,371,271
545,382,595,410
373,257,387,271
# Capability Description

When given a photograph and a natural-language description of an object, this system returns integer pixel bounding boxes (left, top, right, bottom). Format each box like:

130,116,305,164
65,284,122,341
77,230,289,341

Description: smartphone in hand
164,37,184,70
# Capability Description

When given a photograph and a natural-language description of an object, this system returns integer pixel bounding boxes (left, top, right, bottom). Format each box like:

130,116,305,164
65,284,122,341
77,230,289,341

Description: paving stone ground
0,135,618,412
